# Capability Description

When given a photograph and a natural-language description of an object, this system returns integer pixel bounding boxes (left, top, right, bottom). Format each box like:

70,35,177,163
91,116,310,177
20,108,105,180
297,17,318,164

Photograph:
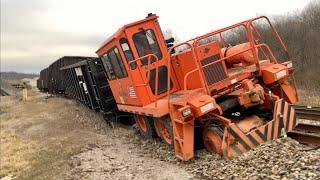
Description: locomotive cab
96,14,180,113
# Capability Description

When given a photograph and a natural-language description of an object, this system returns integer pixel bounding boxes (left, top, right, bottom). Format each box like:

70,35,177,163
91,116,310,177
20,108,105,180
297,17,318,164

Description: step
174,137,184,142
173,118,194,124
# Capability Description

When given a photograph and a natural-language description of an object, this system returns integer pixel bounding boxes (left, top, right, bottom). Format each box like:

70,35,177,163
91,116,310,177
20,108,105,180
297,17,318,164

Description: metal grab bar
128,54,159,87
257,43,278,63
166,42,208,108
248,16,292,61
183,68,199,90
128,54,160,107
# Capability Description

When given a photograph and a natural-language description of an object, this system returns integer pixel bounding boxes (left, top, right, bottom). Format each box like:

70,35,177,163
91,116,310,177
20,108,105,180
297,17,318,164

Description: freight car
38,57,127,121
60,58,119,118
37,56,95,93
38,68,49,92
38,14,299,161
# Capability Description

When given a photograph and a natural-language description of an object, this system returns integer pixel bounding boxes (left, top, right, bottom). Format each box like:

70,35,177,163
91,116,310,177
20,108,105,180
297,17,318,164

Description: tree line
258,0,320,90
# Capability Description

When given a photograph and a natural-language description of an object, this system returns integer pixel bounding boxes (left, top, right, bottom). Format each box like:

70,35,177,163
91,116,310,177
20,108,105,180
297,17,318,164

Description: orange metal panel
117,98,169,117
261,64,288,84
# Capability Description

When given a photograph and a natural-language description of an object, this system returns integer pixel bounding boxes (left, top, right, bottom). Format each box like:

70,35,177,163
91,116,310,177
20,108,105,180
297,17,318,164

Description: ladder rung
173,118,192,124
175,154,183,160
173,118,184,124
174,137,184,142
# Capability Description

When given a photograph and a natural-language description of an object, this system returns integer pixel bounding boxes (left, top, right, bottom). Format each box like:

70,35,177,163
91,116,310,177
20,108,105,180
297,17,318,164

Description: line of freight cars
37,56,93,93
37,56,123,120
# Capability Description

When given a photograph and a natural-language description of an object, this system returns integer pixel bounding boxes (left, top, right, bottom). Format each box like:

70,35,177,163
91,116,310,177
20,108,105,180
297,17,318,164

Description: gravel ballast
130,127,320,180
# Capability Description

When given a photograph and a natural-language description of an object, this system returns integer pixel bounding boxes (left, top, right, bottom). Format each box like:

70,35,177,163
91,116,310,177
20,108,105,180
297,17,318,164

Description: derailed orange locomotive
94,14,299,160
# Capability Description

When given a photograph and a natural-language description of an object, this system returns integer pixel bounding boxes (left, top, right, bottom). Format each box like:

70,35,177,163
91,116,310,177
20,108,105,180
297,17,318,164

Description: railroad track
294,105,320,120
287,105,320,147
0,88,10,96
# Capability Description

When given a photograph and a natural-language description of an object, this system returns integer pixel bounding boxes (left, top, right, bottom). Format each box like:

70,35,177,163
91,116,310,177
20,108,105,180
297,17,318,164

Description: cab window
101,47,128,79
120,38,137,69
133,29,162,65
101,55,115,80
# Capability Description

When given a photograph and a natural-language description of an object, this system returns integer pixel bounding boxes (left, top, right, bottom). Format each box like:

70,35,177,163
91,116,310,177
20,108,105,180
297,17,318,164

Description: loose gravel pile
129,127,320,180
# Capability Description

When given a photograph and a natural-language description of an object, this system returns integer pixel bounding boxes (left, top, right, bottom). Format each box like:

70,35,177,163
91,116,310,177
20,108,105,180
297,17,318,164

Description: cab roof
95,14,158,53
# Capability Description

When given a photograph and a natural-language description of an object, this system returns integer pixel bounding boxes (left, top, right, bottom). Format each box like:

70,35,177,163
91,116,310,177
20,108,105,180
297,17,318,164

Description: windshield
133,29,162,65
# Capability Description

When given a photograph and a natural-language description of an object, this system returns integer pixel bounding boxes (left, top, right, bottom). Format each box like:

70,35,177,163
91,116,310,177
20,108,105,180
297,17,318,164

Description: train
38,14,299,160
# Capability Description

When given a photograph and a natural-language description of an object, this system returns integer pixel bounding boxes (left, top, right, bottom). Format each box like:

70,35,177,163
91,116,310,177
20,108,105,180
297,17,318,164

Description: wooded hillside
262,0,320,90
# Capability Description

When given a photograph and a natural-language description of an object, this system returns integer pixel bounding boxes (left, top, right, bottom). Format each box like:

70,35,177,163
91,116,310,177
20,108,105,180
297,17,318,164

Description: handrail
194,17,287,71
257,43,278,63
183,15,290,61
250,24,270,62
183,68,199,90
246,21,261,74
128,54,158,87
193,23,248,47
131,16,292,110
199,43,275,69
177,16,291,76
248,16,292,61
182,43,277,91
167,42,207,108
128,54,160,107
167,40,279,94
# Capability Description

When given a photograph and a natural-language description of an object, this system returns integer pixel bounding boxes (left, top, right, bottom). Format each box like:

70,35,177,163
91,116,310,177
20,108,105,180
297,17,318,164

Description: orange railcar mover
96,14,299,160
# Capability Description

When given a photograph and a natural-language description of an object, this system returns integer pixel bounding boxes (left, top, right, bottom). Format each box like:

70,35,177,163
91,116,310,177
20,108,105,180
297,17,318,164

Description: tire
154,116,173,146
203,126,223,155
134,114,157,139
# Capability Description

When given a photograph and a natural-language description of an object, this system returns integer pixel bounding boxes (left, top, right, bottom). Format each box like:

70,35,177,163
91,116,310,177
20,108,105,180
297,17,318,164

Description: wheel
154,116,173,146
134,114,157,139
203,126,223,155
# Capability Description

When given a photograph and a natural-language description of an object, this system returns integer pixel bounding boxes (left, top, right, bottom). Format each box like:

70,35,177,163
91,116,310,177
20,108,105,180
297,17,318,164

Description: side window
133,29,162,65
101,47,128,79
119,38,137,70
101,55,116,80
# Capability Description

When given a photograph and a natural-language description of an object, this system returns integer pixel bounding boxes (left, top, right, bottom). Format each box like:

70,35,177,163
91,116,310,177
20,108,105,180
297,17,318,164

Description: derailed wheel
203,126,223,155
154,116,173,145
134,114,157,139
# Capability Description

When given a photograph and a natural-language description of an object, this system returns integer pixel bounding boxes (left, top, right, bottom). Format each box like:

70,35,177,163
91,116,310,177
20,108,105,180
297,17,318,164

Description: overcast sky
1,0,313,73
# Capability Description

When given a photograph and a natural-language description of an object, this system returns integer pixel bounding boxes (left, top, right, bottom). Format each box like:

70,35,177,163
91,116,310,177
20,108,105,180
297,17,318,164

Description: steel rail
294,105,320,121
288,105,320,147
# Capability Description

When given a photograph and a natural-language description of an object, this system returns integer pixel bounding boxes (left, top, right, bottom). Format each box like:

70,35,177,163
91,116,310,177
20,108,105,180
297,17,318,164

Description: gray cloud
1,0,105,73
1,0,312,73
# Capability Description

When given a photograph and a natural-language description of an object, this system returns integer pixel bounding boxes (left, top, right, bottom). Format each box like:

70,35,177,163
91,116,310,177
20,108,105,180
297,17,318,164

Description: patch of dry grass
0,130,37,178
0,92,110,179
297,88,320,106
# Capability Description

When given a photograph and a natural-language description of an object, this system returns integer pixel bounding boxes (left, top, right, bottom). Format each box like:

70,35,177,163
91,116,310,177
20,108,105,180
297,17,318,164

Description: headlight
182,108,192,117
286,62,293,69
276,70,286,79
200,102,214,113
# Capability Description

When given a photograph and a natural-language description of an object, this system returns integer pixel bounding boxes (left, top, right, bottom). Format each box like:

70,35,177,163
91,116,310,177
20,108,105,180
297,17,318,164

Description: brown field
0,90,192,180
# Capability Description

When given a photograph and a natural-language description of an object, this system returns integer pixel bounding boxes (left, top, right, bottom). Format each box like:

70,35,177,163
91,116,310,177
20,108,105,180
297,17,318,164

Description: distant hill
0,71,39,80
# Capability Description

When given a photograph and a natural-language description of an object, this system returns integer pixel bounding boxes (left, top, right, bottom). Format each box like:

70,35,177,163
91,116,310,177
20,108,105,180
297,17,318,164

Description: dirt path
0,91,193,180
70,137,192,180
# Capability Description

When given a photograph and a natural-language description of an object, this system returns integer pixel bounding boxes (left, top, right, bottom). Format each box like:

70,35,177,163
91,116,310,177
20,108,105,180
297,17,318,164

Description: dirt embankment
1,91,319,180
0,92,192,180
